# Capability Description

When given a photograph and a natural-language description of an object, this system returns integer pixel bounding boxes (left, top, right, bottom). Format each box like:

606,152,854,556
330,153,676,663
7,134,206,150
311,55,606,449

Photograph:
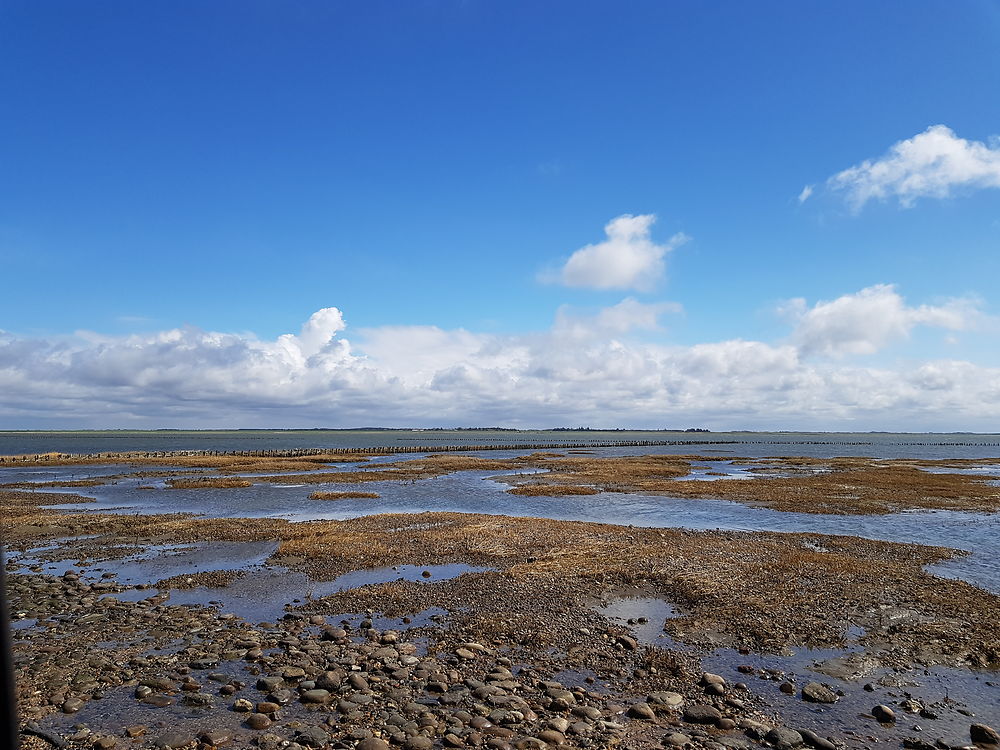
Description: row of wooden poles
2,437,1000,463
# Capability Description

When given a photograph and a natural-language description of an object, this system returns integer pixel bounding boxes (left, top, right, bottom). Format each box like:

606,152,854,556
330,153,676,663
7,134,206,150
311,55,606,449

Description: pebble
142,694,176,708
536,729,566,744
547,717,570,732
971,724,1000,745
765,727,804,750
717,738,753,749
800,729,837,750
872,704,896,723
664,733,692,747
296,726,329,748
257,676,282,691
199,729,232,746
683,704,723,724
152,731,196,749
802,681,838,704
300,688,331,704
627,702,656,720
246,713,272,730
648,691,683,708
609,634,636,652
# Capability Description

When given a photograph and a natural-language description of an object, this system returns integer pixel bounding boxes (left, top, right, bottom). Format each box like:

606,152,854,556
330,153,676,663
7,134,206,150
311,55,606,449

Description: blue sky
2,1,1000,429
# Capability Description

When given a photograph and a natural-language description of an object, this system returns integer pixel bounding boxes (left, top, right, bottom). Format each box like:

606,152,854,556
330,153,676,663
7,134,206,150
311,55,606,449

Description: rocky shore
4,451,1000,750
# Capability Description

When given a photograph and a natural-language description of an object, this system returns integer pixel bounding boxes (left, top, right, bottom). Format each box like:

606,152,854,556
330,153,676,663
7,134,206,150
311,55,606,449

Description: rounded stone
683,704,722,724
765,727,804,750
802,682,838,704
300,689,331,704
627,702,656,721
246,713,272,730
153,731,196,749
971,725,1000,745
872,705,896,723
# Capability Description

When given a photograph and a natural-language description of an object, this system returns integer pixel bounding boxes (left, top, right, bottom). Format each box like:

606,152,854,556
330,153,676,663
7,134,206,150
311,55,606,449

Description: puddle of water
845,624,866,641
550,668,611,691
700,646,1000,749
164,563,490,624
319,563,489,592
675,460,756,481
597,594,681,648
321,606,447,632
12,540,279,587
10,618,38,631
917,465,1000,476
14,534,489,626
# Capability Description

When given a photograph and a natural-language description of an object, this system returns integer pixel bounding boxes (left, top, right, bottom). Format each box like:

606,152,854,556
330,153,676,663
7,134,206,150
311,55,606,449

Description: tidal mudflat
4,445,1000,750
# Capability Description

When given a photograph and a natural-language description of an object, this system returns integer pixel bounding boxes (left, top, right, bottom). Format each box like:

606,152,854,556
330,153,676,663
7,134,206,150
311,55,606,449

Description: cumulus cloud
290,307,347,357
784,284,980,357
554,298,683,338
1,293,999,430
829,125,1000,209
555,214,689,291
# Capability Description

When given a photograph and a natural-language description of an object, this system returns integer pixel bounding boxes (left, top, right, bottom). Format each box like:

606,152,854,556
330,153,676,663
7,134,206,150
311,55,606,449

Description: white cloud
829,125,1000,209
1,292,999,430
797,185,814,203
291,307,347,357
784,284,980,357
553,298,683,338
555,214,689,291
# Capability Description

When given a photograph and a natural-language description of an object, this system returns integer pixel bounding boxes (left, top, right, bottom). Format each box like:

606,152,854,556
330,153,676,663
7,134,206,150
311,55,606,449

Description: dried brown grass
167,477,254,489
309,490,381,500
0,479,106,489
507,484,600,496
502,455,1000,515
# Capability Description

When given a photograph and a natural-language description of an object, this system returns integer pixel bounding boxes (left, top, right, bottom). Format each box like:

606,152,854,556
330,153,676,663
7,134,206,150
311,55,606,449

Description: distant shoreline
0,428,995,435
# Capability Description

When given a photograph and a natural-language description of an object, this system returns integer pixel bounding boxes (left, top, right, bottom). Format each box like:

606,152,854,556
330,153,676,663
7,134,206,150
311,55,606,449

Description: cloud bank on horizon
1,283,995,431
